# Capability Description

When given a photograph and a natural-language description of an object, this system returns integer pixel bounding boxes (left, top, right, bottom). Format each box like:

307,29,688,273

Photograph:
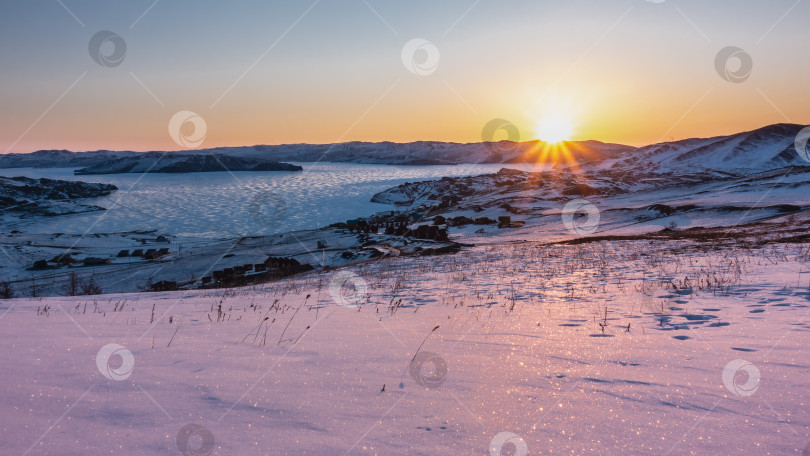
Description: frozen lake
2,162,542,238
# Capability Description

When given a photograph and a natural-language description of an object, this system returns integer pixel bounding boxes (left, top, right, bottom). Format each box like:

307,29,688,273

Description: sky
0,0,808,153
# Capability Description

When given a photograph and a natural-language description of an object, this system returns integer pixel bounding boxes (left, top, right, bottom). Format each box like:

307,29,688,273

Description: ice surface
1,163,543,237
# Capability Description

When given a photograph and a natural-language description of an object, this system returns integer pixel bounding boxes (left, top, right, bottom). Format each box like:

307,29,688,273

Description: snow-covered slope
2,239,809,455
605,123,806,175
2,124,806,175
369,162,810,248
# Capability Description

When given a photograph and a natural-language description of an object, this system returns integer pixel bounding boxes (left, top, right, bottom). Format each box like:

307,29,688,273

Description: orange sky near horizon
1,1,808,154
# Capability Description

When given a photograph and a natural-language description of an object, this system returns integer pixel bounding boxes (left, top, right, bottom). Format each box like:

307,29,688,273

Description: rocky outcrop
0,176,117,216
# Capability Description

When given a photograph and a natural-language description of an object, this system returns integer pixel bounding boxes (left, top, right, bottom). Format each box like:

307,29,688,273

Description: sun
534,115,575,144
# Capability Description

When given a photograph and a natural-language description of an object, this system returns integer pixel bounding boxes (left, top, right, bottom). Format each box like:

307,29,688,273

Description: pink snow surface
2,241,809,455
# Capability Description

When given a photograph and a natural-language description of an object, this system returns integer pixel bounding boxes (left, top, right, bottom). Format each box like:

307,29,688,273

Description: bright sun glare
535,115,575,144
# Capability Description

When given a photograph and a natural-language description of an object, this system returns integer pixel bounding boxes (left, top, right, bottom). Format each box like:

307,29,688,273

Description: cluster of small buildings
31,253,113,270
432,214,523,229
198,256,313,288
117,247,170,259
384,222,449,241
432,215,496,227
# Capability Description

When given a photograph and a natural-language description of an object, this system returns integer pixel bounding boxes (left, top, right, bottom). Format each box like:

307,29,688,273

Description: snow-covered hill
0,149,139,169
606,123,806,175
1,124,806,175
0,140,629,168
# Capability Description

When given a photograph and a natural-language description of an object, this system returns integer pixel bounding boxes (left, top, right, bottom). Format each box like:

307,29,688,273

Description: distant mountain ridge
0,140,630,169
1,123,807,175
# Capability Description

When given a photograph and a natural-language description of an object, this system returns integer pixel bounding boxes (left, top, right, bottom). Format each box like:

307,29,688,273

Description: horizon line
6,121,806,156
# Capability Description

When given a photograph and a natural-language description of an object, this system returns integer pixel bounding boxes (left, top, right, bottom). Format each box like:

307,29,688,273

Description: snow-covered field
3,239,809,455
